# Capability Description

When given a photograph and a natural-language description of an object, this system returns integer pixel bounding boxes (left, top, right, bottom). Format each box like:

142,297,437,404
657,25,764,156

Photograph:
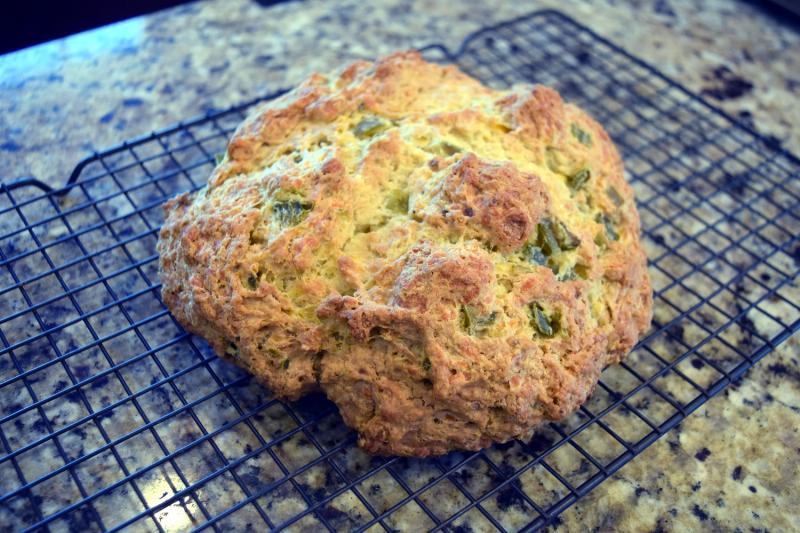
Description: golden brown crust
414,153,551,253
157,51,653,456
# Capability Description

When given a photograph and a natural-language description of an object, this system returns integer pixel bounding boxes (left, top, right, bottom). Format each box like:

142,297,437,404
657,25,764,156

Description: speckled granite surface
0,0,798,531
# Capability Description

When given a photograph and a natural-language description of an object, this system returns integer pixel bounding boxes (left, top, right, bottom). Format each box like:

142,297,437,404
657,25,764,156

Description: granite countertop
0,0,798,531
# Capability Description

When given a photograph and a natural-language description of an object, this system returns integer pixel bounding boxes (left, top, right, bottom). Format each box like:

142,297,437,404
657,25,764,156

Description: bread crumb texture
157,51,652,456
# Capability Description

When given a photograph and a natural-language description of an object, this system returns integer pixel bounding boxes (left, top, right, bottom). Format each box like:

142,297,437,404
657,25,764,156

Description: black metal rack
0,10,798,532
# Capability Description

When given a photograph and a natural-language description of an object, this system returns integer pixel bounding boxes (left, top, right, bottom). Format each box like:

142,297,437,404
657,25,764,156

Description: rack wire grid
1,9,798,533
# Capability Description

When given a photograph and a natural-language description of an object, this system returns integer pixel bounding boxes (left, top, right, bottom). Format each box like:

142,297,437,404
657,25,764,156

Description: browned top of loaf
157,51,652,456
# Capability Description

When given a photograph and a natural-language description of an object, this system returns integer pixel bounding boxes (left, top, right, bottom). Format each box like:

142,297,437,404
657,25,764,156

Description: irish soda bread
157,51,652,456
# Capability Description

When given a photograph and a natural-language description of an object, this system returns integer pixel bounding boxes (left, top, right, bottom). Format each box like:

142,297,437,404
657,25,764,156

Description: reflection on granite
551,336,800,532
0,0,798,531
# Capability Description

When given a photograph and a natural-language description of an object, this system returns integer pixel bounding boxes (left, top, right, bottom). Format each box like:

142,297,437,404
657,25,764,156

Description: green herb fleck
459,306,497,336
225,343,239,357
606,186,624,207
527,219,581,275
558,266,579,281
553,220,581,250
281,359,290,370
568,168,591,190
422,358,432,371
214,152,225,165
596,213,619,241
273,200,312,228
459,305,473,333
557,263,588,281
530,303,557,338
477,311,498,333
246,275,258,290
574,264,590,279
354,117,389,138
570,123,593,147
523,243,548,266
538,218,580,253
537,219,561,256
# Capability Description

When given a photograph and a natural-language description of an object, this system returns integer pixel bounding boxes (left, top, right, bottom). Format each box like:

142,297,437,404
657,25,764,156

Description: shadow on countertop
742,0,800,28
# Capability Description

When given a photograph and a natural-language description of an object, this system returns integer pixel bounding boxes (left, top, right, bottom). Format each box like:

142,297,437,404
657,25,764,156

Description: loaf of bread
157,51,652,456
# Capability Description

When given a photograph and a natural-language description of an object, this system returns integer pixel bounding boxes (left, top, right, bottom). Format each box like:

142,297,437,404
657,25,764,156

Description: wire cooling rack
1,9,798,532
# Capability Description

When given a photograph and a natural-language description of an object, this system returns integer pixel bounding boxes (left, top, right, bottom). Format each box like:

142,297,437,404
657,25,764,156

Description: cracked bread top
157,51,652,456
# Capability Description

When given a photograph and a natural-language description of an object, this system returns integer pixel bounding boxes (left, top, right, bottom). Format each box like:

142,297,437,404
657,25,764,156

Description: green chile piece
606,186,624,206
568,168,591,190
459,306,497,336
354,117,389,138
553,220,581,250
538,219,561,256
596,213,619,241
570,123,593,146
530,303,557,338
523,243,548,266
273,200,312,228
557,266,579,281
538,218,580,253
